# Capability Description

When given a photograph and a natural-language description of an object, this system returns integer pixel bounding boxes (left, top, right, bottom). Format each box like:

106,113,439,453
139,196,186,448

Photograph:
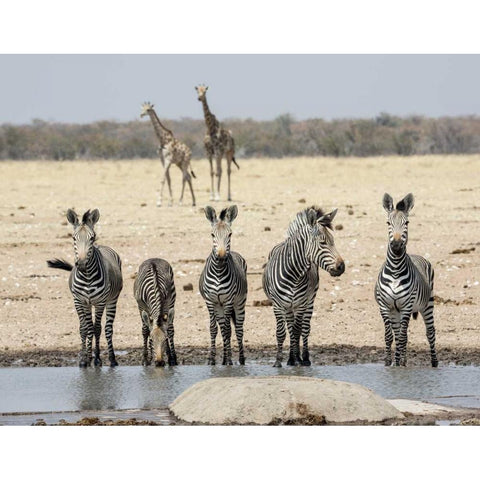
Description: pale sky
1,55,480,124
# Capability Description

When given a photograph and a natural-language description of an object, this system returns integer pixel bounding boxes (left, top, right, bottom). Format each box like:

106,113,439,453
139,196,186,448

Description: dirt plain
0,155,478,367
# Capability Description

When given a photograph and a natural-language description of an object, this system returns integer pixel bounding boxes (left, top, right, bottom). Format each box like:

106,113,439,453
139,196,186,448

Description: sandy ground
0,155,478,366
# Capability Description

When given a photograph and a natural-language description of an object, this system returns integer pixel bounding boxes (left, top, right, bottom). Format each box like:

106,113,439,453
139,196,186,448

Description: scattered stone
170,377,404,425
450,247,475,254
348,209,354,215
183,283,194,291
298,198,306,203
252,299,272,307
264,226,271,231
335,224,344,230
140,202,147,207
18,206,26,210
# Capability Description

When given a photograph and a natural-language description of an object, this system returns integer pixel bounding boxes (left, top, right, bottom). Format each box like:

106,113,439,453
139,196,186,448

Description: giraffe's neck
200,96,219,135
147,110,174,147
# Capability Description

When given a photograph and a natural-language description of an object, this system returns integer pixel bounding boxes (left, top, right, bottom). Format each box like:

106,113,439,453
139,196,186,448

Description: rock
335,224,344,230
169,376,403,425
252,299,272,307
264,226,271,231
298,198,306,203
183,283,194,291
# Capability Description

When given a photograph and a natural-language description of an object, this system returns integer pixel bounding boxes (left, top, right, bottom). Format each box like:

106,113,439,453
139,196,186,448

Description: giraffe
140,102,196,207
195,85,239,202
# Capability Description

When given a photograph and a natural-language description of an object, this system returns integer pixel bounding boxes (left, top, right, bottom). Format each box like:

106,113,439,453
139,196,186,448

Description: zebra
375,193,438,367
47,209,123,368
134,258,177,367
199,205,248,365
263,206,345,367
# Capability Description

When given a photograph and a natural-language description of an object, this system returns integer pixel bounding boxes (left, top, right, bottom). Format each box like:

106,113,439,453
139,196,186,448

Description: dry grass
0,155,478,356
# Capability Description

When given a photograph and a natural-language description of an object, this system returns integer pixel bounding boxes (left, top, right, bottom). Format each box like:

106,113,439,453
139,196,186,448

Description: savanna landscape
0,154,478,367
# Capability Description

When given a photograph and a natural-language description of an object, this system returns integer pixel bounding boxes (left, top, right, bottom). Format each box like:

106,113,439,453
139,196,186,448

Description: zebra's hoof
273,361,282,368
79,360,89,368
109,359,118,367
208,359,216,366
239,357,245,366
432,360,438,368
301,359,311,366
287,359,298,366
93,357,102,367
384,360,392,367
155,360,166,367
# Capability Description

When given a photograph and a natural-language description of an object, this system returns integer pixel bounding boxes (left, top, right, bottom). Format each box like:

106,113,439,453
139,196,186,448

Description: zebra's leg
167,308,178,366
179,168,187,206
104,301,119,367
287,313,303,366
140,310,151,366
397,311,411,367
75,300,92,368
421,300,438,367
300,301,314,366
234,304,246,365
273,305,287,368
221,306,233,365
206,303,219,365
93,304,105,367
379,307,394,366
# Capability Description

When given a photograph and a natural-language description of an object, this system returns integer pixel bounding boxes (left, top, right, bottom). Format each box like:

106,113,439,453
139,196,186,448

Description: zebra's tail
47,258,73,271
412,312,419,320
191,168,197,179
233,156,240,170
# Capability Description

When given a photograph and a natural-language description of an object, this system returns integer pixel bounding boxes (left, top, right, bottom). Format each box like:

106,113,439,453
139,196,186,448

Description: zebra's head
66,208,100,272
140,102,154,118
204,205,238,262
383,193,414,255
305,208,345,277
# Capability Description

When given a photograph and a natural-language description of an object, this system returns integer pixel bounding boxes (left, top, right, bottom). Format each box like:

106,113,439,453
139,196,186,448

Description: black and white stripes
47,209,123,367
199,205,248,365
134,258,177,367
263,207,345,367
374,193,438,367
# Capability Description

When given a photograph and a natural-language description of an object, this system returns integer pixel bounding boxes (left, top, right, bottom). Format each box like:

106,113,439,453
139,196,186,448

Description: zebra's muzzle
329,261,345,277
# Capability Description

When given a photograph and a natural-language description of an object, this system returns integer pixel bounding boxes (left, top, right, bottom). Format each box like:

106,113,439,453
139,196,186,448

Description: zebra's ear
204,206,217,224
383,193,394,213
225,205,238,224
66,209,79,227
306,208,317,227
396,193,414,214
318,208,338,227
89,209,100,227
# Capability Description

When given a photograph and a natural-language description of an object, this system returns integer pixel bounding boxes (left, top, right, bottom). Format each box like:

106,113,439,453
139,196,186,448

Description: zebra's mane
286,206,331,238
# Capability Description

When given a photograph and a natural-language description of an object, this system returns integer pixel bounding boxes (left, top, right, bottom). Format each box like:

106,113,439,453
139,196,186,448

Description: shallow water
1,363,480,417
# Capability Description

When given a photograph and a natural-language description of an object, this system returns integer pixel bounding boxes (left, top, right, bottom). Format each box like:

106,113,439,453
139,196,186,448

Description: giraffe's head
304,208,345,277
382,193,415,255
195,84,208,101
66,208,100,272
140,102,154,118
204,205,237,262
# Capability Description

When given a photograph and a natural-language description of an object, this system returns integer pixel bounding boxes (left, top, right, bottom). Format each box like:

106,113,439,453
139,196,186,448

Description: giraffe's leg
226,152,233,201
273,304,287,367
164,164,173,207
421,299,438,367
93,304,105,367
157,154,166,207
104,300,119,367
208,155,215,201
206,303,219,365
215,155,222,201
186,171,196,207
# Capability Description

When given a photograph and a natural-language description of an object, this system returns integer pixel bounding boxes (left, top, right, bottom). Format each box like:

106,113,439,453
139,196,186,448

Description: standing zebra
263,206,345,367
199,205,247,365
47,209,123,368
375,193,438,367
134,258,177,367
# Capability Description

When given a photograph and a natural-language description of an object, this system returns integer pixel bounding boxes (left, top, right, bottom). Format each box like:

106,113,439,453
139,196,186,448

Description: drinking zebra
375,193,438,367
134,258,177,367
47,209,123,368
263,206,345,367
199,205,247,365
